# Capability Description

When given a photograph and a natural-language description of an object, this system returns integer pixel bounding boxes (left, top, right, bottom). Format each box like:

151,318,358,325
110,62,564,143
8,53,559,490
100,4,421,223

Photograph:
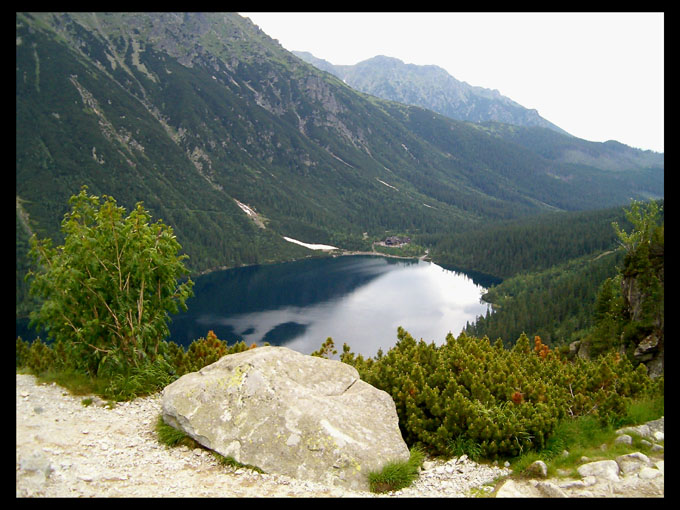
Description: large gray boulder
161,346,410,491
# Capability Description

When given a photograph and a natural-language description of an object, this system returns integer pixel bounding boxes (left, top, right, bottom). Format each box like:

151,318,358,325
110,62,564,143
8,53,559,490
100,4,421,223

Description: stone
616,452,651,475
638,467,662,480
577,460,620,482
558,479,587,489
633,333,660,361
19,451,53,477
525,460,548,478
495,479,540,497
535,481,568,497
615,434,633,445
161,346,410,491
618,424,651,438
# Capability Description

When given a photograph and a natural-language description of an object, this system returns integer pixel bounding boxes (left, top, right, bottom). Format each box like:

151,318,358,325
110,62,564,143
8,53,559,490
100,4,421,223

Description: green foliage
310,337,338,359
155,414,201,448
612,200,663,254
466,250,622,348
26,186,194,377
613,392,664,428
428,206,630,280
368,446,425,493
168,330,250,377
341,327,661,460
512,391,664,476
447,435,483,461
586,200,663,357
101,356,177,401
17,329,250,401
16,336,58,374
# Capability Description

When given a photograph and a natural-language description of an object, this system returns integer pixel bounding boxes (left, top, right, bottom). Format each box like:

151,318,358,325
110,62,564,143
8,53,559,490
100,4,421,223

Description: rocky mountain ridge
294,52,570,135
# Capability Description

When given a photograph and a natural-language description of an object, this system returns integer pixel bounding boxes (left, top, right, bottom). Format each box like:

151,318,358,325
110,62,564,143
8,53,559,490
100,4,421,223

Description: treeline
461,200,663,352
464,250,624,348
423,205,632,279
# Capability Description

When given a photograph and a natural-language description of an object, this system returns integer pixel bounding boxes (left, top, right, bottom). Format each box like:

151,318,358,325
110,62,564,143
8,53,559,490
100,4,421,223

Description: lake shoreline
191,244,430,279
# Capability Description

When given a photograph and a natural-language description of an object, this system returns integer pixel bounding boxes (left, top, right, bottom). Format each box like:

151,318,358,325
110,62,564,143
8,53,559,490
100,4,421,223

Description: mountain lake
170,255,493,358
17,255,496,359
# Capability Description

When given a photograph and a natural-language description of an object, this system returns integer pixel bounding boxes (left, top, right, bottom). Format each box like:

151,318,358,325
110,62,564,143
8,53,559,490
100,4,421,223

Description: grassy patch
447,436,482,461
210,450,264,473
31,368,110,396
614,394,664,428
155,414,201,448
368,446,425,493
509,395,664,477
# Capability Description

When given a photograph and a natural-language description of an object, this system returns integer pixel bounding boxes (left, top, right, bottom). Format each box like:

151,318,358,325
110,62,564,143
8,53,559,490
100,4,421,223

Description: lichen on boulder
161,346,409,490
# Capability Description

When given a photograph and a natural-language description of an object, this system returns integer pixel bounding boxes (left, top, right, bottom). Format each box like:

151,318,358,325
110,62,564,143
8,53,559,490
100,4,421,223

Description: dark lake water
16,255,494,359
169,255,491,358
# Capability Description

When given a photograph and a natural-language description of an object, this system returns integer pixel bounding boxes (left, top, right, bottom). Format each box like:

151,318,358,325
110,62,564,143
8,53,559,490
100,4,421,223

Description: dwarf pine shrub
168,330,250,376
16,330,249,400
340,327,661,459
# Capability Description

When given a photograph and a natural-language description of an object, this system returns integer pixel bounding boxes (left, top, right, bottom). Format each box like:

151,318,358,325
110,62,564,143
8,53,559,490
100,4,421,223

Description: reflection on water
170,255,489,358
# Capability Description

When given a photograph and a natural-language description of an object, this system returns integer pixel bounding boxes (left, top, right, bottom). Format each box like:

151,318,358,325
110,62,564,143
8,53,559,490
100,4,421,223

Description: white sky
241,12,664,153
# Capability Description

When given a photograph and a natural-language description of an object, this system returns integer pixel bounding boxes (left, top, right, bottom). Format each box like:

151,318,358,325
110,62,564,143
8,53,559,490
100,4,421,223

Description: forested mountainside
294,52,571,135
17,12,663,294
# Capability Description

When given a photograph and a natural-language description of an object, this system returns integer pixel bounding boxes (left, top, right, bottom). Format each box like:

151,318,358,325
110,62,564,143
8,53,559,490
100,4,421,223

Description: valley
16,12,662,352
15,13,664,498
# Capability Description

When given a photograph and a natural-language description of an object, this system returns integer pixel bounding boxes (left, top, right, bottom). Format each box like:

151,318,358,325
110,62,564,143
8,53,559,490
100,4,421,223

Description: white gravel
16,373,511,498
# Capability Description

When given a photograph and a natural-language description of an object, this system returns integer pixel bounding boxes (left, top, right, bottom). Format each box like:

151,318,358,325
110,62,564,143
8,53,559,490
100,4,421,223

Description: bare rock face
161,346,410,491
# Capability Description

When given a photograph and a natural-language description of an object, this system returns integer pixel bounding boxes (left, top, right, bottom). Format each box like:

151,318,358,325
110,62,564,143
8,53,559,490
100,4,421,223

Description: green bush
341,327,661,459
16,330,250,400
25,186,194,377
168,330,250,376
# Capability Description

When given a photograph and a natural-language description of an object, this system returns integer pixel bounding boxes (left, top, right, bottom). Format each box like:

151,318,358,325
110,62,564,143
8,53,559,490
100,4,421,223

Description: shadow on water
169,255,413,347
16,255,488,358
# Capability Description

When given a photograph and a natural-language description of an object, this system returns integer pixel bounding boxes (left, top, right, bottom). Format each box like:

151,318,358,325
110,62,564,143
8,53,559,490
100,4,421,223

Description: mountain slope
16,12,663,284
294,52,570,135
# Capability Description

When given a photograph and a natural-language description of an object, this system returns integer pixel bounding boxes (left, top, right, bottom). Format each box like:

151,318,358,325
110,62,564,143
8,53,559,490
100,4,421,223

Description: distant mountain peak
294,50,570,136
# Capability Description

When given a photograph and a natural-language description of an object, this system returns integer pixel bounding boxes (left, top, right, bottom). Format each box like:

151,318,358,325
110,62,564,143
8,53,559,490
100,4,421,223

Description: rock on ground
16,373,509,498
161,346,410,491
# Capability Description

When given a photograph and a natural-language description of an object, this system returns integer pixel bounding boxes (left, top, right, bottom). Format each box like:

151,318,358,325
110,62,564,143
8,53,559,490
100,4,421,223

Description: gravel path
16,374,510,498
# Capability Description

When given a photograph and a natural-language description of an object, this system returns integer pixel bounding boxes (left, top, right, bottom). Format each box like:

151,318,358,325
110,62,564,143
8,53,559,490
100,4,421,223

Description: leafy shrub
102,356,177,401
340,328,661,459
16,331,250,400
25,186,194,377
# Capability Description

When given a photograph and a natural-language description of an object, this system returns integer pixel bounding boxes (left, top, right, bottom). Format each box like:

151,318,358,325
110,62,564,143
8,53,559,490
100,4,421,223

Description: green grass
613,394,664,428
155,414,201,448
368,446,425,493
447,435,482,461
509,395,664,478
28,368,111,397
